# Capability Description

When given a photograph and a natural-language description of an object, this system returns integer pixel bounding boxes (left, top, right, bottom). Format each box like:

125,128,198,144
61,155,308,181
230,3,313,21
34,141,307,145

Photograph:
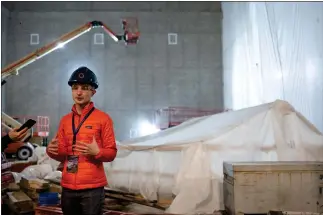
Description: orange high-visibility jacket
46,102,117,190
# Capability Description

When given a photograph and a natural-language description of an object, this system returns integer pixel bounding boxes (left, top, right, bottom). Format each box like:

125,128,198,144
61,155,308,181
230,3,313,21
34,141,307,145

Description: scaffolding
154,106,227,130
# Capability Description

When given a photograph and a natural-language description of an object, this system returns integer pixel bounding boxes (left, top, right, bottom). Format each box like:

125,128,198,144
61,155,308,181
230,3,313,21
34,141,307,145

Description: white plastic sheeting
34,146,60,171
10,146,62,183
105,100,323,214
222,2,323,132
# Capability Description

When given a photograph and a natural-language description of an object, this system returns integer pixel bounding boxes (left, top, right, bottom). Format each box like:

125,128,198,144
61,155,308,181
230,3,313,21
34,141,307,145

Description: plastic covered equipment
104,100,323,214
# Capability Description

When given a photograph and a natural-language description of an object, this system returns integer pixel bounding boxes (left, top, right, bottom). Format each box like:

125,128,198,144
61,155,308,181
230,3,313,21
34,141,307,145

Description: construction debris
6,191,34,214
104,187,172,210
1,177,172,215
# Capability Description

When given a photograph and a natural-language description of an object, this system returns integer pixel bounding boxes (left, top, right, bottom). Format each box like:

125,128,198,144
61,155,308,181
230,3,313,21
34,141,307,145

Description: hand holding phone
17,119,36,132
8,127,28,142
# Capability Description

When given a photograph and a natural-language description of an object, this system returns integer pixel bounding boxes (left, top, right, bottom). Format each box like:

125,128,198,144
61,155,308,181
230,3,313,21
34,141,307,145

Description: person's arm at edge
1,134,12,152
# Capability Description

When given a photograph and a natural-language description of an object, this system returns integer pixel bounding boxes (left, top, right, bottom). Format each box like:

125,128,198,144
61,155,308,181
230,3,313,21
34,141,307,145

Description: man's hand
74,136,100,156
8,127,28,142
47,138,59,155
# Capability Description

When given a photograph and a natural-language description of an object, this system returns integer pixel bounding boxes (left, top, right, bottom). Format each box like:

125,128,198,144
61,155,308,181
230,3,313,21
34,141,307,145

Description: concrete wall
4,10,223,141
1,6,10,111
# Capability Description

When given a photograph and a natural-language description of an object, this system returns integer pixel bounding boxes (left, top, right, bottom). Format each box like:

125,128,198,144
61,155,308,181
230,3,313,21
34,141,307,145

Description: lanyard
72,107,95,153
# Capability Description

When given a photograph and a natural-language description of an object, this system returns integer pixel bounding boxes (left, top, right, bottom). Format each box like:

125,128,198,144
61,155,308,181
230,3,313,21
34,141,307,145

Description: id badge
67,155,79,173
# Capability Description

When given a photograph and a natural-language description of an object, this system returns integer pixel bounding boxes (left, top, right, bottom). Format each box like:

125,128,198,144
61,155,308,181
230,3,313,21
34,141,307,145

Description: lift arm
1,20,139,80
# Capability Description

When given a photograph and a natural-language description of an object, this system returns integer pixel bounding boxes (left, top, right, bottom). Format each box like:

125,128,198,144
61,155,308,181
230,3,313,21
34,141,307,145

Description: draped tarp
222,2,323,132
105,100,323,214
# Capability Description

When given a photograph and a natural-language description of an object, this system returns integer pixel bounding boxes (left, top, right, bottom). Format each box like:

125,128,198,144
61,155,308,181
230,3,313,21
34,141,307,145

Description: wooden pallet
104,188,170,210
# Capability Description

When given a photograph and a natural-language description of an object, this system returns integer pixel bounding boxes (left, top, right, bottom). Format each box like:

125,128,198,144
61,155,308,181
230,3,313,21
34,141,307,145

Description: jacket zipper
74,114,80,189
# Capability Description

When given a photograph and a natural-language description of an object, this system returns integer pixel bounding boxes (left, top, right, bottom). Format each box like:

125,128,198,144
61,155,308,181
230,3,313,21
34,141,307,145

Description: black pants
61,187,105,215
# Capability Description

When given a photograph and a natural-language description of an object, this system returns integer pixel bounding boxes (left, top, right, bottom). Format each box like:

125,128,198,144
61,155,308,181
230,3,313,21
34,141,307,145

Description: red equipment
121,18,140,45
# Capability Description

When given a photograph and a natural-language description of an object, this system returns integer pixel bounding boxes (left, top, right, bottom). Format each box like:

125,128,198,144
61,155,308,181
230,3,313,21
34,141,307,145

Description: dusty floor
126,203,165,214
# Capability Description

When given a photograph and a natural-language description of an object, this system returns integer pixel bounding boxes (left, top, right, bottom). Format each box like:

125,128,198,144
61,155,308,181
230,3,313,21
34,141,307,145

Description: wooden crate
223,161,323,215
7,191,34,214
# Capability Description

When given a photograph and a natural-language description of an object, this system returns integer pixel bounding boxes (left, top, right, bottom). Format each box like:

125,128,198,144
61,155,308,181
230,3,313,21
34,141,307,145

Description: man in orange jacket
46,66,117,215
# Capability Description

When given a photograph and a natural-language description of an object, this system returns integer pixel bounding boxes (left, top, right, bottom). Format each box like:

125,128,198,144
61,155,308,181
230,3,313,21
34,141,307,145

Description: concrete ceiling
1,1,222,12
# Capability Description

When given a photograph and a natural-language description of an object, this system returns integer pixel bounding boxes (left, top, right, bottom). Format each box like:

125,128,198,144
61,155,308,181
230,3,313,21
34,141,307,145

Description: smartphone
17,119,36,132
